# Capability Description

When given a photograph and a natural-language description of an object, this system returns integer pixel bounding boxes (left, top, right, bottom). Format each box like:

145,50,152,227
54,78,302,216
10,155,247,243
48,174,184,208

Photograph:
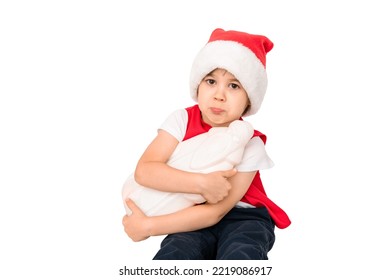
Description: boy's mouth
210,107,225,114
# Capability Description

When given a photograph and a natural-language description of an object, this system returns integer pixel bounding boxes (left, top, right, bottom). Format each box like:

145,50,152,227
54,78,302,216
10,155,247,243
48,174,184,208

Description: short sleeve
235,137,275,172
158,109,188,142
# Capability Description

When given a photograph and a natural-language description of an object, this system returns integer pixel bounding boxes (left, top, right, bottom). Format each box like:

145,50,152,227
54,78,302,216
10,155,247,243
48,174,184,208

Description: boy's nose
213,88,226,102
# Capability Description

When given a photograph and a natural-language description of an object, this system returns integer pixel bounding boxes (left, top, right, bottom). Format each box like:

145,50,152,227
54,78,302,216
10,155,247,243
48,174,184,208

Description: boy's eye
205,79,216,85
230,83,240,89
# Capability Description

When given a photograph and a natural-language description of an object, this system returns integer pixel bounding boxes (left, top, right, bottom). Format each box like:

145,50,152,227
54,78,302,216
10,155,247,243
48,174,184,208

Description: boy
122,28,291,260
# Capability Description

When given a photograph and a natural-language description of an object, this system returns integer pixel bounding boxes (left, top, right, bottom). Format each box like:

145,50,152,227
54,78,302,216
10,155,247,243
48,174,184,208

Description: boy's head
190,28,273,117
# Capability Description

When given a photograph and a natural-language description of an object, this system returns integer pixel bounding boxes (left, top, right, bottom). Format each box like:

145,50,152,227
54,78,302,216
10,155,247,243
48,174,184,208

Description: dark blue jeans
153,207,275,260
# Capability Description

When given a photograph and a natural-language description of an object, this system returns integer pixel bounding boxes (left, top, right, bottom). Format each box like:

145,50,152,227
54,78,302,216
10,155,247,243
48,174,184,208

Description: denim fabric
153,207,275,260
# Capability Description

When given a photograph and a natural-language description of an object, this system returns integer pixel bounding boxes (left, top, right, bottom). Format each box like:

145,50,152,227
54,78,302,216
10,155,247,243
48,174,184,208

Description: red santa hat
189,28,273,116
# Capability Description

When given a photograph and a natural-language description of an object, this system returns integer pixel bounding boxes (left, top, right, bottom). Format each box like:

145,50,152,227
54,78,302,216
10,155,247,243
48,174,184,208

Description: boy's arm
135,129,236,203
123,170,256,241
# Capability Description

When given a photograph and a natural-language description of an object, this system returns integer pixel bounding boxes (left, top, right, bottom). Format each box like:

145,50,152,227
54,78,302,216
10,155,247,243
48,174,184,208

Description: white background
1,0,389,279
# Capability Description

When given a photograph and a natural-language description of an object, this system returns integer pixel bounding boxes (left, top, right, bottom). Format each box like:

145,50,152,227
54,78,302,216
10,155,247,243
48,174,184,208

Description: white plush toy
122,120,272,216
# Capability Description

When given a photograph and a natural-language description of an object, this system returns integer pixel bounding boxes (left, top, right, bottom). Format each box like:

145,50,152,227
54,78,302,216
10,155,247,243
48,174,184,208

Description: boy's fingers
125,198,143,214
222,168,237,178
125,198,137,211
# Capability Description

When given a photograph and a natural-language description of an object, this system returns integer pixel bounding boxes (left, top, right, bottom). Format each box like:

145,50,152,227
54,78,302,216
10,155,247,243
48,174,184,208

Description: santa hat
189,28,273,116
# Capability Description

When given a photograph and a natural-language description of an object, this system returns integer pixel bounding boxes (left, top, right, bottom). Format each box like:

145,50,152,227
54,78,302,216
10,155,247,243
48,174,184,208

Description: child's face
197,68,249,127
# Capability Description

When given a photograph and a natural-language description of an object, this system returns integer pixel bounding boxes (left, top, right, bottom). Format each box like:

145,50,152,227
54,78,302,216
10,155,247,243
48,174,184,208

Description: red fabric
207,28,273,68
184,105,291,229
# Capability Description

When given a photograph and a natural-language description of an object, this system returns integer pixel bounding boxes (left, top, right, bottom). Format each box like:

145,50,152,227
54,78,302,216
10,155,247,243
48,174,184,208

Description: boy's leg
153,229,216,260
216,207,275,260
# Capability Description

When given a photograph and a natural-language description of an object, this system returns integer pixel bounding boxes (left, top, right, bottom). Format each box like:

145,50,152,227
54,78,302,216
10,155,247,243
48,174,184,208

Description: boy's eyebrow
228,77,242,84
203,73,242,84
203,73,215,79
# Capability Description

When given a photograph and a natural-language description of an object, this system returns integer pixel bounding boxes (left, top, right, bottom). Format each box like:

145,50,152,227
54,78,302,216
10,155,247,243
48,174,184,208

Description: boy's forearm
135,162,202,194
145,203,222,236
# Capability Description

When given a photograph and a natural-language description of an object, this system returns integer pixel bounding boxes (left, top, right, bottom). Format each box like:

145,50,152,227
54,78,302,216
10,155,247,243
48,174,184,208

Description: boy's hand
122,199,151,242
198,168,237,204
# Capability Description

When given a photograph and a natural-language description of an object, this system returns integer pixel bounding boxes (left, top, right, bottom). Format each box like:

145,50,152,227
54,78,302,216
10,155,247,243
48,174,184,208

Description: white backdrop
1,1,389,279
